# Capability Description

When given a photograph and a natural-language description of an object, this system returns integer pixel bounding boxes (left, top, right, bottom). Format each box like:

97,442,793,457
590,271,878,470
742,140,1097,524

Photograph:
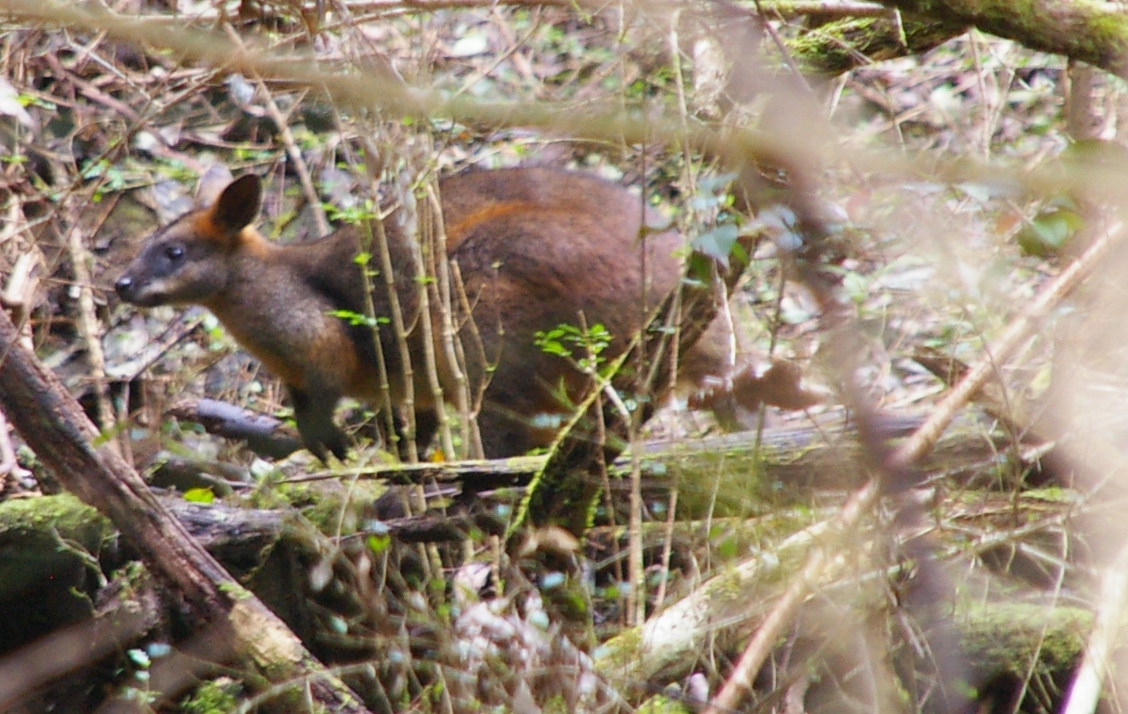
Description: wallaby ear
210,174,263,234
194,164,235,209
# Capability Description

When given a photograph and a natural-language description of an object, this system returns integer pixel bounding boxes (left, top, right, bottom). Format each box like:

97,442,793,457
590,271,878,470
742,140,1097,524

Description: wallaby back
117,167,788,461
438,169,687,455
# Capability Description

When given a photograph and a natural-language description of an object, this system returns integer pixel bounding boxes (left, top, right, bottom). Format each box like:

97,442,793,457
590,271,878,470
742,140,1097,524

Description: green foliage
638,694,692,714
1016,198,1083,257
329,308,389,329
231,147,274,163
534,322,612,373
693,223,740,267
126,647,151,669
153,156,197,183
81,158,126,192
180,678,241,714
17,92,54,110
367,532,391,554
182,487,216,504
325,198,379,225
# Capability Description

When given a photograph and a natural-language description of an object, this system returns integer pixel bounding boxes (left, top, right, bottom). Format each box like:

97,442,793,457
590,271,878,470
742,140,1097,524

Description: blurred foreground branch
704,215,1125,713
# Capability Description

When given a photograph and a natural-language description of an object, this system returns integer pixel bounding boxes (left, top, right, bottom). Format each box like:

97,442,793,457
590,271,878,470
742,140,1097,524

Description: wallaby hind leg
475,406,541,460
473,392,582,459
364,407,441,461
394,407,440,460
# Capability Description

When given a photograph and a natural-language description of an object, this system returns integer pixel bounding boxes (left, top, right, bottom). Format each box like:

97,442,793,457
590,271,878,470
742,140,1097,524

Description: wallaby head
115,174,264,307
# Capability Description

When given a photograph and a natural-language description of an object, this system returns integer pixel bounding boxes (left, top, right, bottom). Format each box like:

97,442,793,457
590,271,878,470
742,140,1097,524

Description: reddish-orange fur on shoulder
445,201,537,246
301,325,363,395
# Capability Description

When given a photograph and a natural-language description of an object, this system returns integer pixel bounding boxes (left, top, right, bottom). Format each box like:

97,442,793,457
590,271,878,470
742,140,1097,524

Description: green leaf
367,533,391,554
183,488,215,504
1016,203,1083,258
328,308,387,328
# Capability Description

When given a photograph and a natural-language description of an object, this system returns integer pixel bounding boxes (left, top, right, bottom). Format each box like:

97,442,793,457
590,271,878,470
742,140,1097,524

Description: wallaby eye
165,245,185,261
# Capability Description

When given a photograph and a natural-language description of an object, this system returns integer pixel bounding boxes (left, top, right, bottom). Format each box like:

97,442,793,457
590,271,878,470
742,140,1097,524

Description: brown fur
116,167,811,461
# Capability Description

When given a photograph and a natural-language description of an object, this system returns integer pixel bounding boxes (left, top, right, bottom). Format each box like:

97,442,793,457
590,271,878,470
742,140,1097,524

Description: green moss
786,14,965,76
543,694,571,714
670,446,812,519
257,479,387,536
958,602,1090,678
638,694,692,714
0,491,106,534
180,678,242,714
594,508,823,683
0,493,113,592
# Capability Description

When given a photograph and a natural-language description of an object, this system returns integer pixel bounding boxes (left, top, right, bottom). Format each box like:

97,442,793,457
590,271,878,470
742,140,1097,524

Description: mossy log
281,410,1029,524
593,487,1093,710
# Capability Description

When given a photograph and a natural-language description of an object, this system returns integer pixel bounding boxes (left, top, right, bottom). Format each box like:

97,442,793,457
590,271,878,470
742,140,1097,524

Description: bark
167,398,304,460
790,12,968,75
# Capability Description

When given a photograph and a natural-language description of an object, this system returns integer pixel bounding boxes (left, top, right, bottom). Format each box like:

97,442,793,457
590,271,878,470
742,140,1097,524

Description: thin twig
224,25,331,237
63,218,114,441
888,220,1121,473
425,181,469,459
406,189,448,458
702,480,877,714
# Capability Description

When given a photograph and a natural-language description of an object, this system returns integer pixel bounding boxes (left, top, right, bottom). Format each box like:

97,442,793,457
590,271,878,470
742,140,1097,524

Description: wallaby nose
114,275,133,296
